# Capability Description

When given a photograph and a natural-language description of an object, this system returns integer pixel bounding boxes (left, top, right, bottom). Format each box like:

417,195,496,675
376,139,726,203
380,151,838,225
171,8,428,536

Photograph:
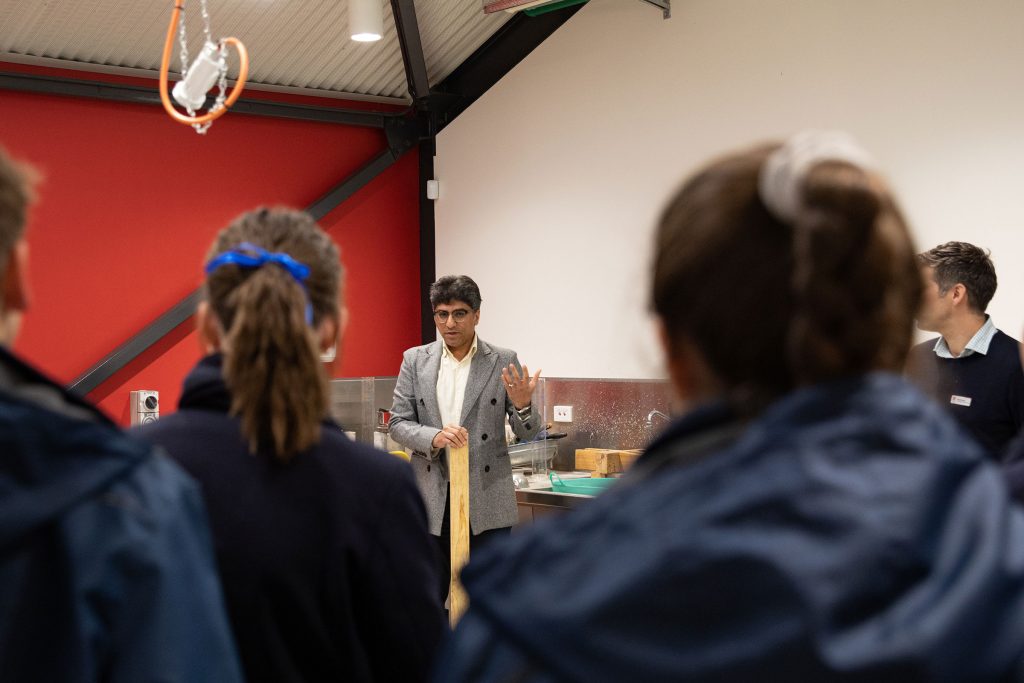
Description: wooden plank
448,443,471,627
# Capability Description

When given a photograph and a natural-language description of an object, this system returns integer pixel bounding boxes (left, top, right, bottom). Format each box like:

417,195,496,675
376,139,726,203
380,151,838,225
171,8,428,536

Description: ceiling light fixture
350,0,384,42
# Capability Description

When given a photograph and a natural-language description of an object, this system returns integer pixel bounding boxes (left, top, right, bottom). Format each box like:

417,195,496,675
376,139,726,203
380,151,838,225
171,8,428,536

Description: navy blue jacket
438,374,1024,682
135,354,445,683
0,347,242,682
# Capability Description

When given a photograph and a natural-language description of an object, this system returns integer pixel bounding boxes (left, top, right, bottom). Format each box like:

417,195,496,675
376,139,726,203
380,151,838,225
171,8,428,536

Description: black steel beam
390,0,431,103
69,291,203,395
307,112,425,219
307,148,399,220
410,4,585,339
639,0,671,19
69,142,414,397
432,4,584,133
0,71,398,128
418,138,436,344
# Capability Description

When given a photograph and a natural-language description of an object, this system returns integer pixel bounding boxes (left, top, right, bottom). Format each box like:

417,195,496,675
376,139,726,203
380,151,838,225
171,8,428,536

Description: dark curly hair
430,275,482,311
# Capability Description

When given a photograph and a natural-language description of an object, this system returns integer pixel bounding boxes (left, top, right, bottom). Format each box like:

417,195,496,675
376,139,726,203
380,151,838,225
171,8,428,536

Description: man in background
0,146,242,681
390,275,541,605
907,241,1024,458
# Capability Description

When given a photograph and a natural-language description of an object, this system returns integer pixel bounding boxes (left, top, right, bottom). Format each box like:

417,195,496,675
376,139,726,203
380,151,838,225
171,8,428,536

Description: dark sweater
906,329,1024,458
134,355,444,683
1004,436,1024,503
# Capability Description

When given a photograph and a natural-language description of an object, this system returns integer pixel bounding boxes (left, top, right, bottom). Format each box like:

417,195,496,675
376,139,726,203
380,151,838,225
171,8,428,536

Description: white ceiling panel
0,0,514,102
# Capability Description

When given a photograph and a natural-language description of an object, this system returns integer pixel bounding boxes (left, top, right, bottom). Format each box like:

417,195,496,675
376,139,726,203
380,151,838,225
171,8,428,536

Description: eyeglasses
433,309,471,323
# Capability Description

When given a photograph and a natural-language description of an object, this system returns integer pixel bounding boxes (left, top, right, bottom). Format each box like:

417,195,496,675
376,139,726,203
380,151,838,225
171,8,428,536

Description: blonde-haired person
436,134,1024,682
136,208,444,682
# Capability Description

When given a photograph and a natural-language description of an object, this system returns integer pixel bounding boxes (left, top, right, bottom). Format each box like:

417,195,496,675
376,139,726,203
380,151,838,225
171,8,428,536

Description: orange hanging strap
158,1,249,127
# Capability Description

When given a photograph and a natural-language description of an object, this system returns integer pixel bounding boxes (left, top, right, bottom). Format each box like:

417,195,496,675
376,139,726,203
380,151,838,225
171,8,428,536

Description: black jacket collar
178,353,233,413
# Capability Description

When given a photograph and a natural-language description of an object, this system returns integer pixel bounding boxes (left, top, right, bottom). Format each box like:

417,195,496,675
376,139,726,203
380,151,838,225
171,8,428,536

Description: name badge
950,395,972,407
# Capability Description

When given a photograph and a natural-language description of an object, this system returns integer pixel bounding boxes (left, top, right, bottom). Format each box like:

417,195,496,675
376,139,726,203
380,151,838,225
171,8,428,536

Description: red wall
0,66,422,424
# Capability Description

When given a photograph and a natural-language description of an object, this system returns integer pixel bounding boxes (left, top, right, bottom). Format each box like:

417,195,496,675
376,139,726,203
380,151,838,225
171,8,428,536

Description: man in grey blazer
390,275,541,603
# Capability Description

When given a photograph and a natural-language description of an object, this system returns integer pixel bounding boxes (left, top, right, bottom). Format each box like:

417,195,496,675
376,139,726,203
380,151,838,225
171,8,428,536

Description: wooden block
448,444,470,628
574,448,602,471
575,448,643,474
596,452,621,475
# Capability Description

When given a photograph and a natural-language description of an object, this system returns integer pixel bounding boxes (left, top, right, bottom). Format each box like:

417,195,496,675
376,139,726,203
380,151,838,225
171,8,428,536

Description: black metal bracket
384,113,426,159
639,0,671,19
392,1,586,137
430,4,585,134
418,138,436,344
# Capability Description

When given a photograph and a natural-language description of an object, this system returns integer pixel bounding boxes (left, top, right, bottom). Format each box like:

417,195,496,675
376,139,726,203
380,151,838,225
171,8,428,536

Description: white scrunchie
758,130,876,224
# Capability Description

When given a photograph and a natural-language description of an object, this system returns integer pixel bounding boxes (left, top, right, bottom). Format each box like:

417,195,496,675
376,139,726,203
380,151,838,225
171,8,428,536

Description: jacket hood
0,347,151,552
457,373,1024,681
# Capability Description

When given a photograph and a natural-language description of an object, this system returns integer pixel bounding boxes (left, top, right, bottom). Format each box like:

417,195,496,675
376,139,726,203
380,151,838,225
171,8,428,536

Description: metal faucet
645,409,670,428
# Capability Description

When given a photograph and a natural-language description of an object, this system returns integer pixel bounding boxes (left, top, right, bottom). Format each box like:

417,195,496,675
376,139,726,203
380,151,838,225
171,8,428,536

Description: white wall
435,0,1024,379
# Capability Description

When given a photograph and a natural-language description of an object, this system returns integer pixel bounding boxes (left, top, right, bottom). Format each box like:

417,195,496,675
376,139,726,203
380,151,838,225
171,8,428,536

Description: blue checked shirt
933,316,997,359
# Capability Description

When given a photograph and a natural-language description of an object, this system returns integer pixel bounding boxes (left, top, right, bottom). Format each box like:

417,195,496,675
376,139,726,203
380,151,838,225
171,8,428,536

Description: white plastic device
172,41,225,111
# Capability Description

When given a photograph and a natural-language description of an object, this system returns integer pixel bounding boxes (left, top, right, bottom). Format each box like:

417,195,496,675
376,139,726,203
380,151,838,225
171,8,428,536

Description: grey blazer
389,338,540,535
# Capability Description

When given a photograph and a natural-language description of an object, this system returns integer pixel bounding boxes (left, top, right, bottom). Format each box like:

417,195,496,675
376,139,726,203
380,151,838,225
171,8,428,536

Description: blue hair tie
205,242,314,325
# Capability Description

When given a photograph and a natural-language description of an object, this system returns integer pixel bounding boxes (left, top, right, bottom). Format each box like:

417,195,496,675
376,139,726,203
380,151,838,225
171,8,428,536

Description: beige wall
435,0,1024,379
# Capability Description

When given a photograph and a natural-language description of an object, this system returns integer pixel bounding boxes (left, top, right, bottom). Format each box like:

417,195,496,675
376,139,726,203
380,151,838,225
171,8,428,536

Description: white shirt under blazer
389,337,540,536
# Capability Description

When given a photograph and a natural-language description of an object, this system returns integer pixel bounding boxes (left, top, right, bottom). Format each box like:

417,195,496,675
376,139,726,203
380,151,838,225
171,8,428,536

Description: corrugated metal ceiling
0,1,512,103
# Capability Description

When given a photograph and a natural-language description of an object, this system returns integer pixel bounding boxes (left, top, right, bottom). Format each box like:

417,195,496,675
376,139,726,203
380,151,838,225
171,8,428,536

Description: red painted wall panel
0,80,421,424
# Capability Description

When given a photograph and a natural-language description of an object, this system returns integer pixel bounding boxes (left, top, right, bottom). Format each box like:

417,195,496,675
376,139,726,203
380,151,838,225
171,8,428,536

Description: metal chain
181,0,227,134
215,44,228,108
200,0,213,46
177,4,190,79
193,40,228,134
177,1,197,119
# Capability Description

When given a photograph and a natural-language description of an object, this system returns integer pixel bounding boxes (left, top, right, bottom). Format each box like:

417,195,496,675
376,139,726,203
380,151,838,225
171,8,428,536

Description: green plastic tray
549,472,617,496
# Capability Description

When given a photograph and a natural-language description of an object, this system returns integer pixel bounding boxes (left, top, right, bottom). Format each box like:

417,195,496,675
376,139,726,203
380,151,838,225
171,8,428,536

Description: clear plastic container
507,440,557,473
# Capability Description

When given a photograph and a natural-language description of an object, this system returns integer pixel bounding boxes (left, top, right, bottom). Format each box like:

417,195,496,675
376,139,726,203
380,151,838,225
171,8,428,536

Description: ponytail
205,208,342,462
222,266,327,460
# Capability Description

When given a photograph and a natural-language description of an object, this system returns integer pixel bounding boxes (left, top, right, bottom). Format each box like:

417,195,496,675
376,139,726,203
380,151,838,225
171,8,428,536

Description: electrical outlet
553,405,573,423
130,390,160,426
